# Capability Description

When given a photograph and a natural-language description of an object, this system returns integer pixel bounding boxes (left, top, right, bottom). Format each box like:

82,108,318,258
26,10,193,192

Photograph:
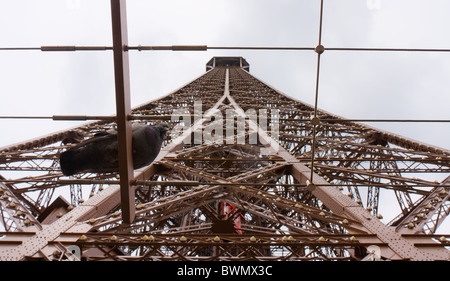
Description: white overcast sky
1,0,450,151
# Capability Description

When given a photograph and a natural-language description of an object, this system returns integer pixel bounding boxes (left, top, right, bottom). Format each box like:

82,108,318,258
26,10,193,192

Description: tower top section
206,56,249,72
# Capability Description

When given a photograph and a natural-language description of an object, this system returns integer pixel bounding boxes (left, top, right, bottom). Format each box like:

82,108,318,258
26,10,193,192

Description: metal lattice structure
0,59,449,261
1,0,450,261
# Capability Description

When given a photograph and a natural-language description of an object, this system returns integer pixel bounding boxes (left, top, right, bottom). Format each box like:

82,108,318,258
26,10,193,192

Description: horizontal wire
0,44,448,189
0,45,315,52
0,47,41,51
207,46,315,51
1,115,449,123
0,114,183,121
0,115,114,121
1,45,450,53
324,119,450,123
326,47,450,53
0,46,112,51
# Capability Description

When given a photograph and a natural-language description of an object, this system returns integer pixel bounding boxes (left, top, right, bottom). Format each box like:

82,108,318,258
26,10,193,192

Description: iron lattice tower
0,56,449,261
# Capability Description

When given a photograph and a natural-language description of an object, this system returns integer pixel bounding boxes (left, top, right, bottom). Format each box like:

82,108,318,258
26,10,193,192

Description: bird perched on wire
60,123,170,176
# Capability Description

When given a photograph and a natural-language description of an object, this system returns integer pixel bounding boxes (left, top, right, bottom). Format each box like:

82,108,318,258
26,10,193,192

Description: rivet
142,235,154,242
310,115,320,126
315,44,325,54
306,180,316,191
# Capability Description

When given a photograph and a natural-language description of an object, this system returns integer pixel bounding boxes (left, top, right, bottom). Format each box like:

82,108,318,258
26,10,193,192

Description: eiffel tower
1,2,450,262
0,55,449,261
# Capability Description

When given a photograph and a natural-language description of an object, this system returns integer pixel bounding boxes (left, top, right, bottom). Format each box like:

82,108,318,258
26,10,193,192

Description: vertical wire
310,0,325,183
317,0,324,47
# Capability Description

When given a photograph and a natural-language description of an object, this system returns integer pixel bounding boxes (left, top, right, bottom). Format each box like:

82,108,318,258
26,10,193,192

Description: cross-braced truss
0,63,449,261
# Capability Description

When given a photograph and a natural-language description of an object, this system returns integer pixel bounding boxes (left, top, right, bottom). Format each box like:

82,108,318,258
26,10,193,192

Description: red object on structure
220,202,243,234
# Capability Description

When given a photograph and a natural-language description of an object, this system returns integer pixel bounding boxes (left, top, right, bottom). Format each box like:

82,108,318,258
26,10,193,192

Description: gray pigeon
60,123,169,176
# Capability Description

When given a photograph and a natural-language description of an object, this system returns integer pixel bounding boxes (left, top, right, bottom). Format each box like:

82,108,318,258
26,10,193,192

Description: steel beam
0,183,120,260
110,0,135,224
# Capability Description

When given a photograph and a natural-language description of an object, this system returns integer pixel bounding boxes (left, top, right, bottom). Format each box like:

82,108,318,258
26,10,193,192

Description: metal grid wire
0,0,449,205
0,0,450,260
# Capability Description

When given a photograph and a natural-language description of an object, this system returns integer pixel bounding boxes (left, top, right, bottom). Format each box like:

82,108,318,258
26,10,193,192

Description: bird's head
156,123,170,138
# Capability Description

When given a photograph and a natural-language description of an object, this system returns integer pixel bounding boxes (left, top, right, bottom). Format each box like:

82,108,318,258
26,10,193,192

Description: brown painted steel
110,0,135,224
0,61,449,261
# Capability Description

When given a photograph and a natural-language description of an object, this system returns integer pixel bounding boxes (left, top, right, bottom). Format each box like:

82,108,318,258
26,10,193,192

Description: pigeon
60,123,169,176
